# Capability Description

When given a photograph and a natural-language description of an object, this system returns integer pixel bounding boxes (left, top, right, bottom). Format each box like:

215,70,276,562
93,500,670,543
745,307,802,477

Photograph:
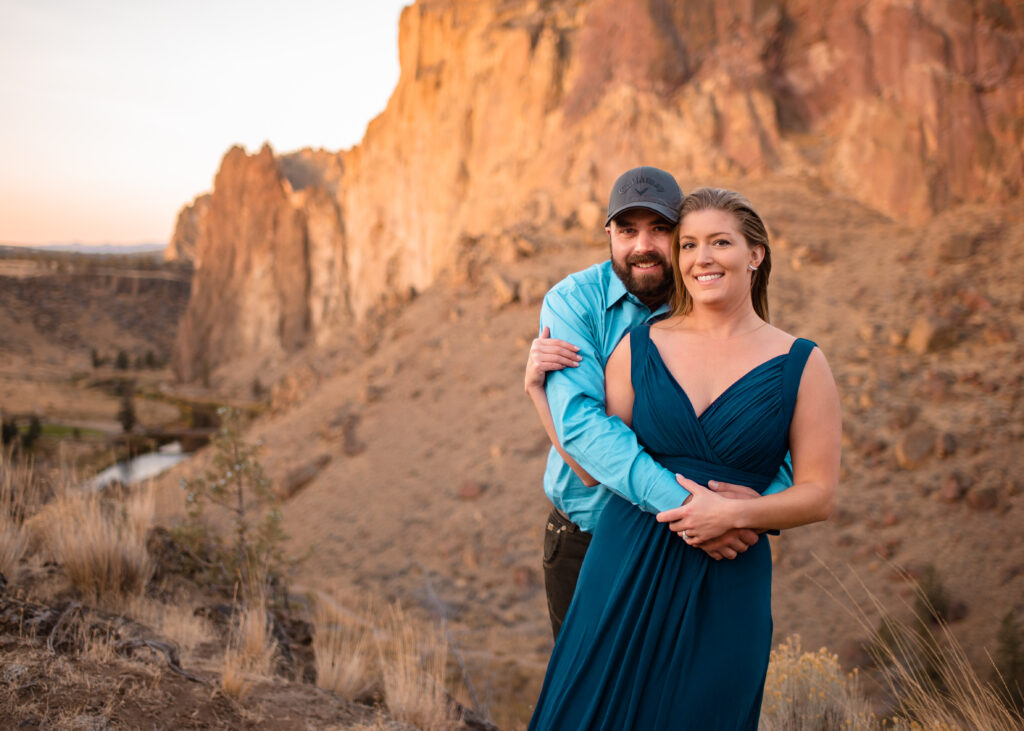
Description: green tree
178,407,287,599
992,610,1024,713
117,382,136,433
1,417,19,446
21,415,42,451
114,350,130,370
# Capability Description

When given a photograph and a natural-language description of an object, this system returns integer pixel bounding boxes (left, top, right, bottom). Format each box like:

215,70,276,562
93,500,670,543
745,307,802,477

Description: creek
88,441,188,490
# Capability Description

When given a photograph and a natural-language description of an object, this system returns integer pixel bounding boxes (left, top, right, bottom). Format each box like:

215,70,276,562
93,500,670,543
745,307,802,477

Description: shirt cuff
645,473,688,514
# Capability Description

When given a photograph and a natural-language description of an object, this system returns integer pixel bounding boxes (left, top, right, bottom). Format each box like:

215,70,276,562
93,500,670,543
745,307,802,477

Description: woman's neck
671,300,764,339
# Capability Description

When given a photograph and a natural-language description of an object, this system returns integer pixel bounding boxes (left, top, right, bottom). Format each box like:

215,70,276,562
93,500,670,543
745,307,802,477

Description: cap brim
605,202,680,226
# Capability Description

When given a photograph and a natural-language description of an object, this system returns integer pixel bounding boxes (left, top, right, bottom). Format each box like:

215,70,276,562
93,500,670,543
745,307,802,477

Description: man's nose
634,229,657,251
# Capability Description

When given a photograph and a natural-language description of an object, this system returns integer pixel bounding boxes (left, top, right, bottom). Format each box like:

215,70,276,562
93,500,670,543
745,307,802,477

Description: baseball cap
605,166,683,226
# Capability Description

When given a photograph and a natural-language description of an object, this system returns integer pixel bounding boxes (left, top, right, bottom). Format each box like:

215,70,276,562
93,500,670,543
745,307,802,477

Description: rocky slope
171,0,1024,379
151,181,1024,726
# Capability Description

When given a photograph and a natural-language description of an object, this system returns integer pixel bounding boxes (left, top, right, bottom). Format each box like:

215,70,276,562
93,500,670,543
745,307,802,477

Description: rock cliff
172,0,1024,380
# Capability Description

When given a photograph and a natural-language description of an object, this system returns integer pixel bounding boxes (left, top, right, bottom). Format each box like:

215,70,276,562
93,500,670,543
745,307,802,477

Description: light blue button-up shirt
541,260,791,532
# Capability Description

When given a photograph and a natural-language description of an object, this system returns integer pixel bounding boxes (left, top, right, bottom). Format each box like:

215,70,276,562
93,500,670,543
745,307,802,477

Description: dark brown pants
542,507,593,640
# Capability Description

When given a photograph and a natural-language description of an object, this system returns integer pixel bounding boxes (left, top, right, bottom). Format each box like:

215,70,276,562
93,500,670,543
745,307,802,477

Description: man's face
607,208,675,307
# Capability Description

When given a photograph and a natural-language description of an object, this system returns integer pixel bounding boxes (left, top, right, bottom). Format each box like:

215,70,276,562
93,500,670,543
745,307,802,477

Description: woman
528,188,841,730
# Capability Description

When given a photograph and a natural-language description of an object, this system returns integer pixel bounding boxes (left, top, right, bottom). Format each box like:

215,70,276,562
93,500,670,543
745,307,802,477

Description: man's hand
694,529,759,561
658,477,765,559
524,326,582,393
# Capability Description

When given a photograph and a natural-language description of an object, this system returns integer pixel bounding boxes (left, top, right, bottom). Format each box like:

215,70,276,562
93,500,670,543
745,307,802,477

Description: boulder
906,317,958,355
895,427,937,469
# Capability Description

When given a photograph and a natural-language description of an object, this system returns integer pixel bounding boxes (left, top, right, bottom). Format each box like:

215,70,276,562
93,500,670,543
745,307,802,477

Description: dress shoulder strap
781,338,817,432
628,323,652,376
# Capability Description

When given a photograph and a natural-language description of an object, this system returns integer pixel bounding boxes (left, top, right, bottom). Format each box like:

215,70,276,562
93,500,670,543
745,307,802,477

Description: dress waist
648,454,774,494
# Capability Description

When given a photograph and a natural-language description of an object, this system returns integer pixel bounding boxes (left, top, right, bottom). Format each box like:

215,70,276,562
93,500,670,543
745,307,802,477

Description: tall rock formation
164,193,209,263
173,0,1024,381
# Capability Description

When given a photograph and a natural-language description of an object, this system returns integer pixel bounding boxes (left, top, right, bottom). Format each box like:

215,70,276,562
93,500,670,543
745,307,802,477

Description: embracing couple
523,167,841,729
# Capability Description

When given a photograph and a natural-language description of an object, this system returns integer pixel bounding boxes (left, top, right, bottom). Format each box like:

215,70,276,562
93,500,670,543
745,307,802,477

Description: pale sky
0,0,409,245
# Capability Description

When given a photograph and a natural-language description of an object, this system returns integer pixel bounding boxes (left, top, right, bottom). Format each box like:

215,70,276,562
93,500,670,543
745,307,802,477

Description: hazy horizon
0,1,409,246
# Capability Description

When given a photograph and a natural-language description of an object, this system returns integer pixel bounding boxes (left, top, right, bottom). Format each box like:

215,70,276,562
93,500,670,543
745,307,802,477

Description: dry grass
313,594,379,701
220,588,277,700
127,595,215,655
377,602,455,731
0,451,32,580
817,563,1024,730
760,635,875,730
39,485,154,607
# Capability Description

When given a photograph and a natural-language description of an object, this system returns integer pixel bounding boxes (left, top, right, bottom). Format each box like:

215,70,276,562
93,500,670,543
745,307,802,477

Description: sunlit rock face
164,193,209,264
172,0,1024,381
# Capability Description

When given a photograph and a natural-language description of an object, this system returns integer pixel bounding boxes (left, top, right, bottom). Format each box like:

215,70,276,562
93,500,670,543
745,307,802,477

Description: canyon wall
173,0,1024,380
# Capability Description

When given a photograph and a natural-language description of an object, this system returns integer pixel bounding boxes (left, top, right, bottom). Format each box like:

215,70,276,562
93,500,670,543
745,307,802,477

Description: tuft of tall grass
313,595,379,701
0,451,33,581
818,562,1024,729
760,635,875,730
220,586,277,700
42,485,154,607
377,602,455,730
127,595,215,655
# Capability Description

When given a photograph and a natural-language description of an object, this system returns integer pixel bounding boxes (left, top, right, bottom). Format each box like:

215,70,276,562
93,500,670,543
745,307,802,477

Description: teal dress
529,326,816,730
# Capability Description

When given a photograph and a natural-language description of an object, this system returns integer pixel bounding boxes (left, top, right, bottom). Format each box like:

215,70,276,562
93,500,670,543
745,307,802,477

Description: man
524,166,791,638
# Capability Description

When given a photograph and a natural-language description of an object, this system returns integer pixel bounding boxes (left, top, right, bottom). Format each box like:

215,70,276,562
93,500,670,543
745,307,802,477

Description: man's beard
611,251,674,308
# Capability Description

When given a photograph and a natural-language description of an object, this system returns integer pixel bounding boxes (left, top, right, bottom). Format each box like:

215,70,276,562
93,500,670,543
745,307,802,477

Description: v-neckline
647,338,791,421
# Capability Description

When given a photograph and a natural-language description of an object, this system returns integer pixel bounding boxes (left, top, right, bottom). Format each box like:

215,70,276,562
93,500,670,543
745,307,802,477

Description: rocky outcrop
172,0,1024,380
164,194,209,264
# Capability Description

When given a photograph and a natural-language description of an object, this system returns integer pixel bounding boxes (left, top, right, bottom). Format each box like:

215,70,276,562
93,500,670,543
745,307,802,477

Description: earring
748,265,758,271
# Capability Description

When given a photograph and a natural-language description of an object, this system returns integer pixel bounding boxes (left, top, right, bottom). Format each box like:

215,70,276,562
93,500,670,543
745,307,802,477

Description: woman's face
676,208,764,310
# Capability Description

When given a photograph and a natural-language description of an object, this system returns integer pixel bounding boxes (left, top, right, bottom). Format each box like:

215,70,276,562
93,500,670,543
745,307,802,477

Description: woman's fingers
529,326,582,372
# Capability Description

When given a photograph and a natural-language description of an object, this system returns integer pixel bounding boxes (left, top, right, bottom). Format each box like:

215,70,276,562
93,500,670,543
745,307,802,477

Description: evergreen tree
21,415,41,451
1,417,18,446
117,383,136,433
993,610,1024,713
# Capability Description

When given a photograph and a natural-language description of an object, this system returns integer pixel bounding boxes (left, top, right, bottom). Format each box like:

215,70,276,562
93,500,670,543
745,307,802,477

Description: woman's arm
657,346,840,541
604,333,634,426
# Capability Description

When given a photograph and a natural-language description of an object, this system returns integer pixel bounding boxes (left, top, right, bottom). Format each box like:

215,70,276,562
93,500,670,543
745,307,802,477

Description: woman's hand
524,326,581,393
656,475,746,546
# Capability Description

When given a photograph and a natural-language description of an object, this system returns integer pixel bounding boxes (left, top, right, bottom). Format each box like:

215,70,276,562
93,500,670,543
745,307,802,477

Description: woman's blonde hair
669,187,772,321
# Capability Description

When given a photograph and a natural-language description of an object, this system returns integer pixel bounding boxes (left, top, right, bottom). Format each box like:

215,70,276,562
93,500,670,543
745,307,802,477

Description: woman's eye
714,238,730,246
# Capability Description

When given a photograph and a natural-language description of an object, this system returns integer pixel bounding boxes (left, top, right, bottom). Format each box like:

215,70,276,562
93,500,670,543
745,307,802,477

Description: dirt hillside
149,175,1024,727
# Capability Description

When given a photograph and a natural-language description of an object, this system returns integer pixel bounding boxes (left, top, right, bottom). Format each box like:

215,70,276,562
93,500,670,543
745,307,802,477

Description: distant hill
0,242,167,255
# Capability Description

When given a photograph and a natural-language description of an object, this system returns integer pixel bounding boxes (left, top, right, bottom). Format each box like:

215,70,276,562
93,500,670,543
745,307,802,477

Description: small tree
114,350,130,370
1,418,18,446
20,416,41,452
178,408,287,599
992,610,1024,714
117,382,136,433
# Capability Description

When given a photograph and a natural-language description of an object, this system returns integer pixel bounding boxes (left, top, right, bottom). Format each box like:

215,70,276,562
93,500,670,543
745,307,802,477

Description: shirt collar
605,271,631,311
